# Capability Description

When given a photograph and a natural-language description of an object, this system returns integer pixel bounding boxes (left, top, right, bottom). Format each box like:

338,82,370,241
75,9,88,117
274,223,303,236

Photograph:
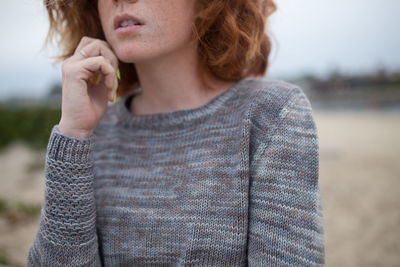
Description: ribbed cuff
46,125,96,164
42,125,97,245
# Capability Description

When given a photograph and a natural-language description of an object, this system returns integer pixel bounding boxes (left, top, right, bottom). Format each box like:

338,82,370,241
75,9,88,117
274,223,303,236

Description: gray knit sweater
27,78,325,266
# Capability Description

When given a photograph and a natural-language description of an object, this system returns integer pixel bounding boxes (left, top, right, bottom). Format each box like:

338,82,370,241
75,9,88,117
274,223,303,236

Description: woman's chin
116,52,151,64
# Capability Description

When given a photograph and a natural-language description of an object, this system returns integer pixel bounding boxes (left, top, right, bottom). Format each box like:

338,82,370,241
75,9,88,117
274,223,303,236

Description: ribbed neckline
115,78,249,129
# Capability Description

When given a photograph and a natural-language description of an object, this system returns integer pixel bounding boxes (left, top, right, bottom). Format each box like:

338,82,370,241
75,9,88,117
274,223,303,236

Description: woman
28,0,325,266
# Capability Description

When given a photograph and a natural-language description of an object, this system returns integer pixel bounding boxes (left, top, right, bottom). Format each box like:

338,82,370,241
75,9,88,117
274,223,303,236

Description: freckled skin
97,0,197,64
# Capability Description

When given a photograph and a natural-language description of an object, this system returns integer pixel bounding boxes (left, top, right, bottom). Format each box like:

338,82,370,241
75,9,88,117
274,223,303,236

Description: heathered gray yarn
27,78,325,266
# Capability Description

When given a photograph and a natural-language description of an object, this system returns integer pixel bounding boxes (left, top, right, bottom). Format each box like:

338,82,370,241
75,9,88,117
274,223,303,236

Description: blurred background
0,0,399,266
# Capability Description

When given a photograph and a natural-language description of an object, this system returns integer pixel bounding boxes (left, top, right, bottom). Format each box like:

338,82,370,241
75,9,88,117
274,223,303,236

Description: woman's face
97,0,197,64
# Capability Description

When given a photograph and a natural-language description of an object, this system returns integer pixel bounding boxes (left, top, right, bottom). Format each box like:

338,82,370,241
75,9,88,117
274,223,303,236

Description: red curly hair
43,0,276,97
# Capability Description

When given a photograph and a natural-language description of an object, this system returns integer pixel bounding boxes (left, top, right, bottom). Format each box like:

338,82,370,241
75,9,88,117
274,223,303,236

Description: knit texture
27,78,325,266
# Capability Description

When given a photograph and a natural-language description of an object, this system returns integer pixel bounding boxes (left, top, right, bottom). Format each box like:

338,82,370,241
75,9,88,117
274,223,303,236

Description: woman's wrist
58,122,93,139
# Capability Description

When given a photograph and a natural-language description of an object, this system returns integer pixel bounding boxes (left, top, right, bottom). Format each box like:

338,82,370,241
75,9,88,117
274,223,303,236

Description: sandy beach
0,109,399,266
315,109,400,266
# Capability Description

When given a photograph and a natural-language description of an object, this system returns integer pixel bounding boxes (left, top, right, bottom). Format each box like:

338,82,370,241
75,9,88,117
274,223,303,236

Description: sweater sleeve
247,88,325,266
27,125,102,266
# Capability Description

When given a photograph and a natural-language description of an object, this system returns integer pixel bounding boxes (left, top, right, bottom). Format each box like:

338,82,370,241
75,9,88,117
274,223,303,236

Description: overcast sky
0,0,399,99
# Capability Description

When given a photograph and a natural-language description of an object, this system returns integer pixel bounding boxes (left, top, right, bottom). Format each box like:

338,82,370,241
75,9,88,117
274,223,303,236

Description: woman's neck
130,44,236,115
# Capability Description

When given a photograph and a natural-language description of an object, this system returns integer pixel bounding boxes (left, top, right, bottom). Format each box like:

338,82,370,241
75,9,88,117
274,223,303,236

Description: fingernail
112,79,118,104
110,79,118,103
116,68,121,81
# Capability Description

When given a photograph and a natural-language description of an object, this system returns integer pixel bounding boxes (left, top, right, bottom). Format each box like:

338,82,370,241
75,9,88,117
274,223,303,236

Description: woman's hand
58,36,119,138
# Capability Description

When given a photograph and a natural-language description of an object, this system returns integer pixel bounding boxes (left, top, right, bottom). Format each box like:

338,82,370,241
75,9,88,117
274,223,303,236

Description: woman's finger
80,56,117,91
77,39,119,71
75,36,96,56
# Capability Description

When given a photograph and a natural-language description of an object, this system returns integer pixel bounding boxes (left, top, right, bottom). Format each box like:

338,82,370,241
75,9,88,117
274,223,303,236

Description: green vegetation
0,198,41,223
0,107,61,151
0,253,10,265
25,158,45,173
15,201,42,218
0,198,6,214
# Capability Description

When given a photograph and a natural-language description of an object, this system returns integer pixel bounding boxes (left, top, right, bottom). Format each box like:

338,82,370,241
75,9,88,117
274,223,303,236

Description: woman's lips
115,24,144,35
113,13,144,34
